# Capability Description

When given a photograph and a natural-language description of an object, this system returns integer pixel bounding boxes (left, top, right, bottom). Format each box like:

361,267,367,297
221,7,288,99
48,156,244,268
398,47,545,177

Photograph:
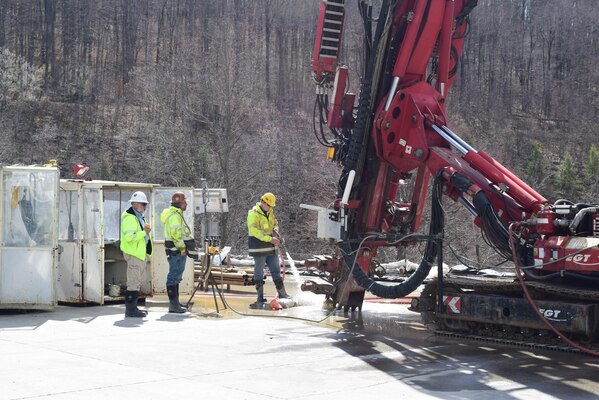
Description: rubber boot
274,278,290,299
175,284,187,309
125,291,146,318
135,299,148,316
134,292,148,316
167,285,186,313
249,281,267,309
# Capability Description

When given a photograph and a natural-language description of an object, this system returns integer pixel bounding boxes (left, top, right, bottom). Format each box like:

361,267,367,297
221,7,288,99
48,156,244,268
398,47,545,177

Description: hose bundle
472,191,513,260
342,174,444,298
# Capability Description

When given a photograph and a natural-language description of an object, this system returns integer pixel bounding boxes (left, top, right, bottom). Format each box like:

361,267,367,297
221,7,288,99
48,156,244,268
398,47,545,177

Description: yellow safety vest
160,206,191,252
120,208,153,261
247,202,278,256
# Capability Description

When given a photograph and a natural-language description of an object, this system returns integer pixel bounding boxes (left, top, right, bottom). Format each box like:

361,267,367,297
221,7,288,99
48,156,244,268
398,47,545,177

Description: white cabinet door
0,168,59,310
57,188,83,302
83,188,103,304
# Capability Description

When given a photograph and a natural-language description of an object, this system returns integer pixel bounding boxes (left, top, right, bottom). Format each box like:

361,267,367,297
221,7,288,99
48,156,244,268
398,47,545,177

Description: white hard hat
129,191,149,204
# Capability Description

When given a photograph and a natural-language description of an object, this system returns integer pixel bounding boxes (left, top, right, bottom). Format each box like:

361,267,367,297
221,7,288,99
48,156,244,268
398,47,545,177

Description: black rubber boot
167,285,186,313
175,284,187,309
249,280,267,309
135,301,148,316
134,293,148,316
274,278,290,299
125,291,146,318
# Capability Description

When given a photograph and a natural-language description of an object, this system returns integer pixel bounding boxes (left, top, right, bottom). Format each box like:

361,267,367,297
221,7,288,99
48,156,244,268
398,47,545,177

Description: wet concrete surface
1,279,598,399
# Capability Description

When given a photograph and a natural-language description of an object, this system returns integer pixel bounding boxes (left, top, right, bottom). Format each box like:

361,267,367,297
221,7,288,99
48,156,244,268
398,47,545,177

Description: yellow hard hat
261,192,276,207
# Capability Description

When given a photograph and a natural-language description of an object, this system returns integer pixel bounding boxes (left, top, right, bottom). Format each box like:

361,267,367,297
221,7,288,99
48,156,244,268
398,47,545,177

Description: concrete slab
1,290,598,400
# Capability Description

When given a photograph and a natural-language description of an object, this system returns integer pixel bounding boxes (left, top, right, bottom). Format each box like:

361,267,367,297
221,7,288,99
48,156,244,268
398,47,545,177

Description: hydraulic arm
307,0,599,352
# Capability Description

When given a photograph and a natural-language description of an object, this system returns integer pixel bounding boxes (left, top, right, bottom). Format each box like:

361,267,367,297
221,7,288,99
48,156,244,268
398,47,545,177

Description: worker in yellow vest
160,191,192,313
247,192,290,309
120,191,153,318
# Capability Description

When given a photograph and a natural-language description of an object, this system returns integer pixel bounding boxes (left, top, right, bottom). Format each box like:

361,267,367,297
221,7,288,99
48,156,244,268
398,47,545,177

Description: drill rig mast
306,0,599,354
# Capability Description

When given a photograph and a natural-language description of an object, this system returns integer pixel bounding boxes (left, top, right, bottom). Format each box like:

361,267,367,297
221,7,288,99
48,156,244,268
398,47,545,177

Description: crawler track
418,275,599,354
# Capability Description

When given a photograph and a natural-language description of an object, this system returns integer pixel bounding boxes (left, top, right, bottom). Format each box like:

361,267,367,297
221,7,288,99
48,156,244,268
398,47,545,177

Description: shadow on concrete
113,316,146,328
156,312,195,323
0,305,125,331
327,310,599,400
251,303,599,400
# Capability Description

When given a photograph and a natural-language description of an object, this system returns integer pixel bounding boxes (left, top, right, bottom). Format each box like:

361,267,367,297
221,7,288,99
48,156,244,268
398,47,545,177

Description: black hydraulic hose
522,268,563,281
338,0,391,194
359,1,372,68
380,13,407,96
342,78,372,173
472,191,513,260
448,45,459,78
456,0,478,26
340,176,444,299
564,271,599,282
312,98,331,147
349,246,436,298
338,77,372,196
447,172,514,260
524,267,599,283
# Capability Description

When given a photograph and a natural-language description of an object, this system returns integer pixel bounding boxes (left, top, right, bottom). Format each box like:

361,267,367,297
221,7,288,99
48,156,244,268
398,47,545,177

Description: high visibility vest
247,202,278,256
120,208,153,261
160,206,191,253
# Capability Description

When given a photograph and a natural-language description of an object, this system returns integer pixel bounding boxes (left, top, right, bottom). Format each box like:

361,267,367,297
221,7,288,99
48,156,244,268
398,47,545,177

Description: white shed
57,180,159,304
56,181,196,304
0,165,59,310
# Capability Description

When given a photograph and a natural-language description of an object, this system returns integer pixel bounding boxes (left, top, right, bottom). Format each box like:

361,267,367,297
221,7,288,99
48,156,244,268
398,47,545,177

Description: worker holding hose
247,192,290,309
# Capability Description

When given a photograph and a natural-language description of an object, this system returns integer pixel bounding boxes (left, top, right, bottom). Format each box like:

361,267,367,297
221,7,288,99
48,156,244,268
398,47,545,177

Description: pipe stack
193,265,256,287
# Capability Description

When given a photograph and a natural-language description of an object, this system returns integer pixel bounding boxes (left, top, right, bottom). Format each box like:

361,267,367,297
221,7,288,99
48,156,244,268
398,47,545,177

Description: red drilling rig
304,0,599,355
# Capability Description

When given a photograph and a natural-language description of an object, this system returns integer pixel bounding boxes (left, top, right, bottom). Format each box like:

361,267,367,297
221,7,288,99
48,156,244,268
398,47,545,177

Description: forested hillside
0,0,597,262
